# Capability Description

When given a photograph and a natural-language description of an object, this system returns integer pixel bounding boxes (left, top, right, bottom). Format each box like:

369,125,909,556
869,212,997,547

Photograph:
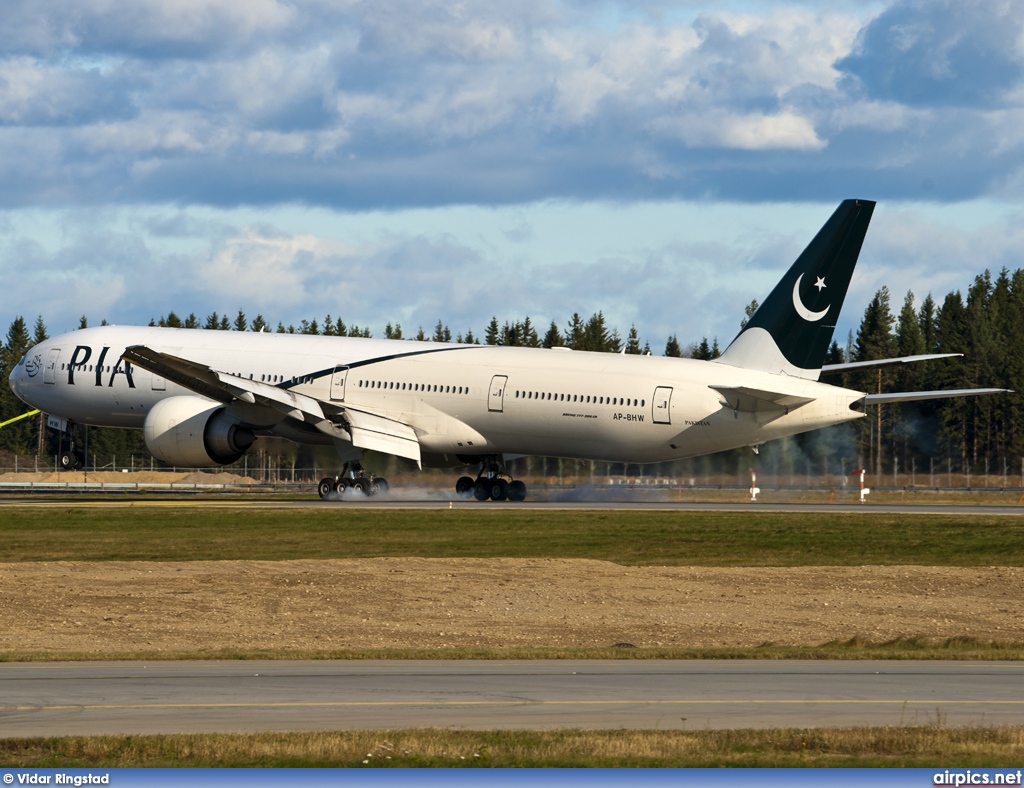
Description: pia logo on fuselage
24,353,42,377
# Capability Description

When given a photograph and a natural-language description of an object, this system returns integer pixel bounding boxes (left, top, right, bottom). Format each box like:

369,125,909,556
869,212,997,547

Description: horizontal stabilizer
710,385,815,413
821,353,962,374
862,388,1011,405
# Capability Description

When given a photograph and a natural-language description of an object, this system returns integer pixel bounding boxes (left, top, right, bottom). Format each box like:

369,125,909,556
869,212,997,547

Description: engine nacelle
143,396,255,467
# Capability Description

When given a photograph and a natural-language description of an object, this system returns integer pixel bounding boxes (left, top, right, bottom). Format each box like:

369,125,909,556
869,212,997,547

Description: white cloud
651,109,825,150
197,228,355,309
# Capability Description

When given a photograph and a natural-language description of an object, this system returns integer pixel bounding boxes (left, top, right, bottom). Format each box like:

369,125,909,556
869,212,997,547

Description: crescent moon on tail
792,273,829,322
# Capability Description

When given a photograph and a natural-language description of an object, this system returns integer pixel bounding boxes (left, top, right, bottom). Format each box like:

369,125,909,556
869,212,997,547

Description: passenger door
44,348,60,384
652,386,673,424
488,375,508,412
330,365,349,402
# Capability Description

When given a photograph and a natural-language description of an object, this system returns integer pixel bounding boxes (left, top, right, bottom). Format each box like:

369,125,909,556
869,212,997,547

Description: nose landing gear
317,462,389,500
56,423,84,471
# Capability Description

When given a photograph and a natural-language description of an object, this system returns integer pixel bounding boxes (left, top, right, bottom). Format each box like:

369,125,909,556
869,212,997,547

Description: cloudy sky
3,0,1024,350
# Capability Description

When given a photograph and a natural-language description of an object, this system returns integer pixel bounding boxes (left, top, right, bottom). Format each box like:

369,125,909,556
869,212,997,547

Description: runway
0,496,1022,515
3,660,1023,736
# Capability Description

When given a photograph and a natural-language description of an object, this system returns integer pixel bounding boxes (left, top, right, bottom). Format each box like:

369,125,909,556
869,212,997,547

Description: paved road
1,496,1022,515
3,660,1022,736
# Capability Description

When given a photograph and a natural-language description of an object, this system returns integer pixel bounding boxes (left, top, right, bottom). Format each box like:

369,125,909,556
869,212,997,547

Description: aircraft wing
820,353,961,374
121,345,422,465
709,385,815,414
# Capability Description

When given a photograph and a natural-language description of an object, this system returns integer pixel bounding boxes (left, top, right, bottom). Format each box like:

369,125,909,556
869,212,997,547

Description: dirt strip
2,560,1021,652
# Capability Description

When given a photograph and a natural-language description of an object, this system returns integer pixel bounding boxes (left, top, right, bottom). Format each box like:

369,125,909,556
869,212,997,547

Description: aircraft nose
8,350,32,401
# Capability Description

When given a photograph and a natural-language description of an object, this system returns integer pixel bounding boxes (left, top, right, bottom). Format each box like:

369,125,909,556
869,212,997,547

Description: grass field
3,504,1023,765
4,727,1024,767
1,505,1023,565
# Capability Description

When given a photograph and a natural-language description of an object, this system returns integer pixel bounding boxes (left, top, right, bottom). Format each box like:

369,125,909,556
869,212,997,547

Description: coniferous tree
625,324,642,354
484,317,500,345
664,334,682,357
740,299,759,329
893,291,926,471
0,317,33,453
853,286,895,476
33,316,48,345
542,321,562,348
519,316,539,348
918,293,937,353
250,314,269,333
565,313,586,350
583,312,611,352
233,310,247,331
934,290,969,471
692,337,712,360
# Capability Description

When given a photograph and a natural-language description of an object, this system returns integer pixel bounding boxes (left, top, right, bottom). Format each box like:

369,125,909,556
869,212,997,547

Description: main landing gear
317,462,390,500
455,456,527,502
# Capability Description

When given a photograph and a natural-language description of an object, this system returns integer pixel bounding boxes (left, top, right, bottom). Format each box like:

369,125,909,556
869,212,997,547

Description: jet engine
143,396,255,467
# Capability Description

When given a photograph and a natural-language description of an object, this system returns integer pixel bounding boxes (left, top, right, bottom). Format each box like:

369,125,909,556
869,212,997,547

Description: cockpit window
17,353,27,367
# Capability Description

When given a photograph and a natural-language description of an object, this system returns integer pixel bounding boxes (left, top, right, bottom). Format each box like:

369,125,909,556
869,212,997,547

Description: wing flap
344,408,422,466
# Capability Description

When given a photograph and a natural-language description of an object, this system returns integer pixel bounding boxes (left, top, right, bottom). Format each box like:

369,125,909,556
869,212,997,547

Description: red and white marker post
851,468,870,503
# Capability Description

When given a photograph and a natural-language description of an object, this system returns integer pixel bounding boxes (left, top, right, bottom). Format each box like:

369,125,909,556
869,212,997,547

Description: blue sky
3,0,1024,350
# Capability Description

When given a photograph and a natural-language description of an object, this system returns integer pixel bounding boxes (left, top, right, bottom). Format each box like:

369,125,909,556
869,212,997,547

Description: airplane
7,199,1007,501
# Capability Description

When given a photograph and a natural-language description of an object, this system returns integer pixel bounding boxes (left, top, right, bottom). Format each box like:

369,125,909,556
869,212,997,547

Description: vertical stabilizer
716,199,875,380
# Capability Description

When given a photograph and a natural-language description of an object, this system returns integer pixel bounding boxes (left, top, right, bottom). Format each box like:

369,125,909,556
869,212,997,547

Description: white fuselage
9,326,866,466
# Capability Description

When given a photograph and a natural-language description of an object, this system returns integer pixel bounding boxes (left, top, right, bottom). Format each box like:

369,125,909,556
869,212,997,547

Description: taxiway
3,660,1022,736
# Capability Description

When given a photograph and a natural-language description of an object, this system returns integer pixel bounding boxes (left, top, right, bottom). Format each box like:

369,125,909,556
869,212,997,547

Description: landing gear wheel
488,478,509,502
317,478,335,499
352,477,371,496
508,480,527,502
473,480,490,501
371,477,390,496
455,476,475,497
335,479,349,494
58,451,76,471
